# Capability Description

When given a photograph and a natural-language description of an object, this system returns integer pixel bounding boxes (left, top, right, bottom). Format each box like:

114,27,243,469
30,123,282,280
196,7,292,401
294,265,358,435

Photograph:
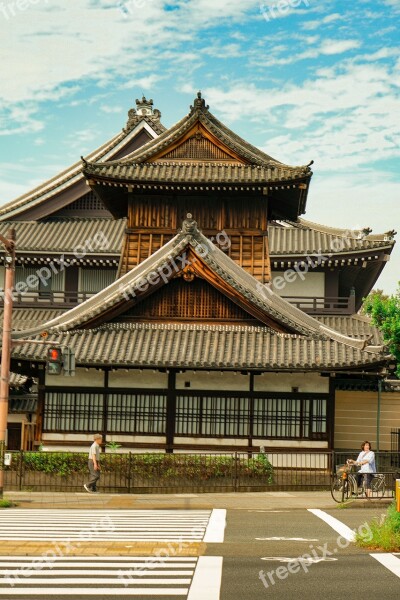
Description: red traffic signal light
47,346,63,375
48,347,62,361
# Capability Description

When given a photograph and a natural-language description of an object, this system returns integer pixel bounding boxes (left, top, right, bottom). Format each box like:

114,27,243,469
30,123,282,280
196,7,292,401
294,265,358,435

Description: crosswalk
370,553,400,578
0,555,223,598
0,509,226,542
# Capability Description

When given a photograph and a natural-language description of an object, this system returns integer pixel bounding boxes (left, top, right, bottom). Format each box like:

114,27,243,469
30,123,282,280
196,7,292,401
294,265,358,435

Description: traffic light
63,347,76,377
47,347,63,375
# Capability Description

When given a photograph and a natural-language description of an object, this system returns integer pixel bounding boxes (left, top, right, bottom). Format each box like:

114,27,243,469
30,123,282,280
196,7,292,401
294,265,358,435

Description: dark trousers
356,473,373,489
86,460,100,491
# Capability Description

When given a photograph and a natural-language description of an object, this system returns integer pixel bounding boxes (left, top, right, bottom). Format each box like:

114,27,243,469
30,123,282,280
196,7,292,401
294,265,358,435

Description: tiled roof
83,161,310,186
0,218,126,254
10,214,387,274
269,220,396,255
9,396,38,413
10,216,383,353
83,93,313,187
0,116,162,221
117,93,303,168
1,216,392,257
10,322,384,370
9,308,66,331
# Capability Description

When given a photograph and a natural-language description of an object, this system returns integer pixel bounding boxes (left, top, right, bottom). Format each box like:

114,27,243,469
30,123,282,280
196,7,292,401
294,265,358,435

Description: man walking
84,433,102,493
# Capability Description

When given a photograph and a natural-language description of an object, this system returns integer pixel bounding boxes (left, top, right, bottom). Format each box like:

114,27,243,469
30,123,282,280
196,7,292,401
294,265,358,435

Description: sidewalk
5,489,391,510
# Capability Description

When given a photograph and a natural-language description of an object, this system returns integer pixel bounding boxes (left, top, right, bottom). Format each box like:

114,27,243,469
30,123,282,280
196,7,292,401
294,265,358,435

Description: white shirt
88,441,100,462
356,450,376,473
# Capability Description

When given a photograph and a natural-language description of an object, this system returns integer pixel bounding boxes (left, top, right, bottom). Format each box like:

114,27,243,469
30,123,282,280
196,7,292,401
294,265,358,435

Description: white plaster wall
254,372,328,393
7,415,27,423
174,436,250,447
46,368,104,387
271,271,325,297
176,371,249,391
109,370,168,389
253,439,328,449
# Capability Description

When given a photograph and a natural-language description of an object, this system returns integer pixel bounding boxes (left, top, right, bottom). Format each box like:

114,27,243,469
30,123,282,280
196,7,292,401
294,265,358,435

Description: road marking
0,556,199,597
0,589,188,596
307,509,355,542
260,556,337,563
370,553,400,578
0,509,215,542
203,509,226,543
187,557,223,600
256,537,319,541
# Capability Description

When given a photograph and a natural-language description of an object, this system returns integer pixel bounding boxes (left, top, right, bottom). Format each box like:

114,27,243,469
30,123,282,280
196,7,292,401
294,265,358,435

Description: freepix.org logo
260,0,310,23
0,0,49,21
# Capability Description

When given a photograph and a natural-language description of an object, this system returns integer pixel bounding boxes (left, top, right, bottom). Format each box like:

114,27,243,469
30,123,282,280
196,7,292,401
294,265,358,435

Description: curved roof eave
11,216,384,356
0,119,162,221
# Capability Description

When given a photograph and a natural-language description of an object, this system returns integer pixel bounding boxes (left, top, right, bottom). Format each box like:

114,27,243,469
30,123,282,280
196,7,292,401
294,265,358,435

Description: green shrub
356,502,400,552
7,451,274,483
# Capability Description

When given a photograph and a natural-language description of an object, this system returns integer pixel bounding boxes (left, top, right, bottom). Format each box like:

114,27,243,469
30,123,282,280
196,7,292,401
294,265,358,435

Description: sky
0,0,399,294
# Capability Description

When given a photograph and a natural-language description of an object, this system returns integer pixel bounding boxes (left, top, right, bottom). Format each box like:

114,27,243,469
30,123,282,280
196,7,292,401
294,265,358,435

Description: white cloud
202,59,400,170
319,39,360,55
307,170,400,294
100,105,124,114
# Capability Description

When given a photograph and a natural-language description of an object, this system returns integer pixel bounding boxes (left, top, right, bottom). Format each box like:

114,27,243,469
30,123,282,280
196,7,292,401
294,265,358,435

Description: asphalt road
210,506,400,599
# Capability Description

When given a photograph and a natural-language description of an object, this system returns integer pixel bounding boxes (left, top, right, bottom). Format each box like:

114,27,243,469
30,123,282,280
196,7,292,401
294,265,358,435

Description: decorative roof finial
124,96,162,131
182,213,198,234
189,91,209,115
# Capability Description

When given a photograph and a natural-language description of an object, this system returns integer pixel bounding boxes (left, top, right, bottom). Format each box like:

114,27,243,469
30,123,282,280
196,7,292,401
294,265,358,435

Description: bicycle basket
336,464,351,474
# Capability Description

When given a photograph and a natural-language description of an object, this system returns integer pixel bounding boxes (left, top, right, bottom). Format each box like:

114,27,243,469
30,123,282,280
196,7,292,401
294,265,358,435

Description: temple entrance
7,423,21,450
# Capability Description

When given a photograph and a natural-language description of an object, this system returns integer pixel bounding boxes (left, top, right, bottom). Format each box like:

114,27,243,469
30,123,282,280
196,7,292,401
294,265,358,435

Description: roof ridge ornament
124,96,162,132
181,213,198,234
189,91,210,116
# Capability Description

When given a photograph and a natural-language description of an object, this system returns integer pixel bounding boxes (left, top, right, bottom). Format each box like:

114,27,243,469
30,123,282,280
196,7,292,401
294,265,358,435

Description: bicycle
331,462,386,503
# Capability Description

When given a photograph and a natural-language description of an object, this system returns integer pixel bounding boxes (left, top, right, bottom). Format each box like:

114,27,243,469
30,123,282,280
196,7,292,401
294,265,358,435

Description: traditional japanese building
0,94,398,453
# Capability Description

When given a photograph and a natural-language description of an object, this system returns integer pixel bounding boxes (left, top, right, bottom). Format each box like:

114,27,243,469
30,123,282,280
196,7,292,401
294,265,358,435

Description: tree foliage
363,285,400,377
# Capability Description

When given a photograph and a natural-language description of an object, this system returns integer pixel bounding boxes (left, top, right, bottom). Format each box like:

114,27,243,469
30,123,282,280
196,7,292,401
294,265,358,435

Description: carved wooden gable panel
115,277,257,323
148,123,247,163
162,134,236,161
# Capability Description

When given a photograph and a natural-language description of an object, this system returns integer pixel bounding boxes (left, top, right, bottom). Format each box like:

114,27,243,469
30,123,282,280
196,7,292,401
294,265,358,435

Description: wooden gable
148,122,248,163
114,277,257,323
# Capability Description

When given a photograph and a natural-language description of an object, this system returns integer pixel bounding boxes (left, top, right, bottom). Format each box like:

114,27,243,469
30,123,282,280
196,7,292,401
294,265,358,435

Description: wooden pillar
328,376,336,450
102,368,109,449
166,370,176,453
249,372,254,452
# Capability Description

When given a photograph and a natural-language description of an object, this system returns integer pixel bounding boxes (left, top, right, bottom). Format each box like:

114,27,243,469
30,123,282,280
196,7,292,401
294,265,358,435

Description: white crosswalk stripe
0,556,197,597
0,509,225,542
370,553,400,578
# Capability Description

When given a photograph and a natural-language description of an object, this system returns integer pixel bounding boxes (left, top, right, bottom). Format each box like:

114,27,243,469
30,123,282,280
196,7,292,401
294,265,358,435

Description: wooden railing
0,290,96,308
0,290,356,315
281,295,356,315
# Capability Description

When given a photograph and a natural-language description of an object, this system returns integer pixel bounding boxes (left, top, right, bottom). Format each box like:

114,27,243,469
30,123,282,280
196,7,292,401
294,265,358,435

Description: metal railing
3,450,399,494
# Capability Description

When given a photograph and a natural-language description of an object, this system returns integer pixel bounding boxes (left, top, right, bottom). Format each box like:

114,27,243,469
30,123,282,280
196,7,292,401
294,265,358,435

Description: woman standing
348,440,376,498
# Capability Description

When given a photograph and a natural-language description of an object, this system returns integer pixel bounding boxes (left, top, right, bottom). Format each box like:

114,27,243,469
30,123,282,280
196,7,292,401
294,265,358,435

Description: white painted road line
187,557,223,600
307,509,355,542
370,553,400,578
0,509,217,542
0,556,197,597
0,589,188,596
203,509,226,543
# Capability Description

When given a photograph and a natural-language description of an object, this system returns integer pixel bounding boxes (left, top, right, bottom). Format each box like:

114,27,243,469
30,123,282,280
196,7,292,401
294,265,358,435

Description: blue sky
0,0,399,293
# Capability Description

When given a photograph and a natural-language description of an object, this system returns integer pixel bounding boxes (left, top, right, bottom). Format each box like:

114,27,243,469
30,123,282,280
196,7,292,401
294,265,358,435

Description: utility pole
0,228,15,498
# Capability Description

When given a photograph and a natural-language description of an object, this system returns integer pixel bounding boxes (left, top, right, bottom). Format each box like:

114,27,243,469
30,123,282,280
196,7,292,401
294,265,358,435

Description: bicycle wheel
368,475,385,499
331,474,350,503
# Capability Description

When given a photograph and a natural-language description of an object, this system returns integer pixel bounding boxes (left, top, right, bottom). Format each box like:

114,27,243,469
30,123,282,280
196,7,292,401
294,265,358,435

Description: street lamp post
0,228,16,497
